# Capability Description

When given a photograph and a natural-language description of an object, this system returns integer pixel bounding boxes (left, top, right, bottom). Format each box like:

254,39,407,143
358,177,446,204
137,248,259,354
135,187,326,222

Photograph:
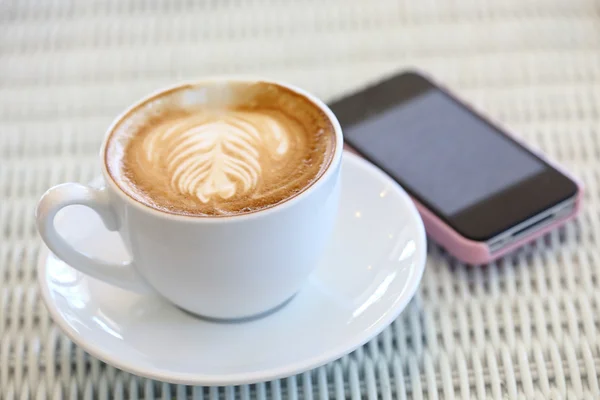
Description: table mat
1,0,599,398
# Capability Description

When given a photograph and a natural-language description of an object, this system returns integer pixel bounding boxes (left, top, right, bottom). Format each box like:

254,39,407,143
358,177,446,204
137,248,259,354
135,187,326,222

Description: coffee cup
36,78,343,320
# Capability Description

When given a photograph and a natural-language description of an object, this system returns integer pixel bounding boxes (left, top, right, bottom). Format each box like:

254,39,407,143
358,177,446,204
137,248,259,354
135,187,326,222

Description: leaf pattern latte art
143,112,289,203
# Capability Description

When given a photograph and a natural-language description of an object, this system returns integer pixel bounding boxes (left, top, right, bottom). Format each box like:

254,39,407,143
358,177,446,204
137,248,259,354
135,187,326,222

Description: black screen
343,90,545,216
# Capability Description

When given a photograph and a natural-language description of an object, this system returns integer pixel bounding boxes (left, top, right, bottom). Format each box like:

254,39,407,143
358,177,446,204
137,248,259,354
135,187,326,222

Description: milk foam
105,81,335,216
143,112,289,203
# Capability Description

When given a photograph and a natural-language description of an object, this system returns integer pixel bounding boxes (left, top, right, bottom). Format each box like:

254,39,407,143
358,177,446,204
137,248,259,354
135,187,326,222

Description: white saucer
38,152,426,386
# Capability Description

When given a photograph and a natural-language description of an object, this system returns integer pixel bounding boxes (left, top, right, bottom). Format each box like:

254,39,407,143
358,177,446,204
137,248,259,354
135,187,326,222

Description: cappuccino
105,81,336,216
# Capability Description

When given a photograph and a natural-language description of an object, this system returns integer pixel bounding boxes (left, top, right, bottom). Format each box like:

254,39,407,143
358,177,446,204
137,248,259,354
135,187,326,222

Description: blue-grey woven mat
1,0,599,398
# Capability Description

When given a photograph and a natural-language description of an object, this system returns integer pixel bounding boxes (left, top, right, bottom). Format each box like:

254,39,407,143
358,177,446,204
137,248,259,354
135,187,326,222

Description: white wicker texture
1,0,599,399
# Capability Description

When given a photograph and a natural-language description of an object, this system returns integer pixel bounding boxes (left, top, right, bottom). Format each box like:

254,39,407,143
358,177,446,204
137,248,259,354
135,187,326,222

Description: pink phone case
344,72,584,265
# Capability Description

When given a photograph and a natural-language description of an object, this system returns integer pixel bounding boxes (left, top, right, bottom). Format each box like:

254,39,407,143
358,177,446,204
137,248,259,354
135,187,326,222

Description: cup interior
100,78,344,220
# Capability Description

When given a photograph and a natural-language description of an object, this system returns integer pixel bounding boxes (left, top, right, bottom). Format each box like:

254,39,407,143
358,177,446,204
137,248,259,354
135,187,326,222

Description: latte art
105,81,336,216
143,112,289,203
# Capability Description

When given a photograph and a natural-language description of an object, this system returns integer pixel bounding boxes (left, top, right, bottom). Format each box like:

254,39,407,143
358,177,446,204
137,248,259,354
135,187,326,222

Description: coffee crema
105,81,336,216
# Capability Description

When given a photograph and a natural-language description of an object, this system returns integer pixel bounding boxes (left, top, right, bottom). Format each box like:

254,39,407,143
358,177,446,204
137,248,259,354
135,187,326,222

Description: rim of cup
100,76,344,223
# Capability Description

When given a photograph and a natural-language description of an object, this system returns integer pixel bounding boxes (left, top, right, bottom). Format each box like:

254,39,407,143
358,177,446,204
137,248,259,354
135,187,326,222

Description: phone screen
331,71,577,241
343,89,545,216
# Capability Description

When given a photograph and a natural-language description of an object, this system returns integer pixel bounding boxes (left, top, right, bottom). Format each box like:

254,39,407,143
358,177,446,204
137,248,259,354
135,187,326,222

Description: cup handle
36,183,152,294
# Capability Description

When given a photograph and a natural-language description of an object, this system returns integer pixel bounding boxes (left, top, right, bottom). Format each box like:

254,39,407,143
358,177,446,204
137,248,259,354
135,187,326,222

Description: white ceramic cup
36,78,344,320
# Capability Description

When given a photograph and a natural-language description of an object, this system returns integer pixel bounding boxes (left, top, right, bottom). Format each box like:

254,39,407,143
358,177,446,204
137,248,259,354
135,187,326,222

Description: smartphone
330,71,582,264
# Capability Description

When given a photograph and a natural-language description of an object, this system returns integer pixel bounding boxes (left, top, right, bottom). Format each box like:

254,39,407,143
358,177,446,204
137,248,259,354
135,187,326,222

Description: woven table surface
1,0,600,399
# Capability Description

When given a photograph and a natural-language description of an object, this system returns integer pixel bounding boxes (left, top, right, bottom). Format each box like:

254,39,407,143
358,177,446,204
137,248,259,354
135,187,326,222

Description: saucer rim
37,151,427,386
